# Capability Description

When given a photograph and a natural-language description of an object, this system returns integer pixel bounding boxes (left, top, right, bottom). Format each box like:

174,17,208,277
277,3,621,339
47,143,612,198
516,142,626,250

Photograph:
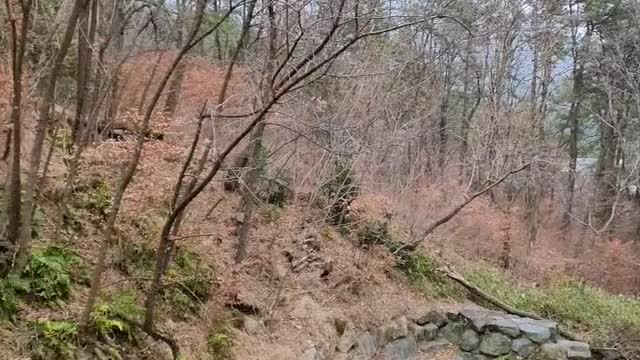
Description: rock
557,340,591,359
299,347,319,360
456,352,489,360
479,332,512,356
336,328,358,353
512,337,536,358
460,329,481,351
459,308,500,332
355,332,377,357
408,323,438,342
487,318,521,338
383,337,418,360
538,343,568,360
242,316,263,336
417,310,448,327
419,340,449,354
439,322,467,345
374,317,409,346
519,322,551,343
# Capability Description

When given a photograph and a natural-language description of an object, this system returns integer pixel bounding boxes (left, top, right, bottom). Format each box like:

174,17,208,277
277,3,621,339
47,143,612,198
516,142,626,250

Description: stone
417,310,448,327
439,322,467,345
459,308,502,332
479,332,512,356
299,348,319,360
539,343,568,360
519,322,551,343
336,329,358,353
487,318,521,338
374,317,409,346
512,337,536,358
383,337,418,360
460,329,481,351
408,323,438,342
355,332,377,357
557,340,591,359
456,352,489,360
419,340,449,354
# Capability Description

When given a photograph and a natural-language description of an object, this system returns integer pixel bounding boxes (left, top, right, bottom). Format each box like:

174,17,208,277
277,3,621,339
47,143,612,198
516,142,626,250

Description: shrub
207,320,234,360
164,248,215,320
75,179,112,219
90,291,142,341
400,252,464,299
30,320,78,360
259,171,293,207
0,279,18,322
357,219,392,248
21,247,80,302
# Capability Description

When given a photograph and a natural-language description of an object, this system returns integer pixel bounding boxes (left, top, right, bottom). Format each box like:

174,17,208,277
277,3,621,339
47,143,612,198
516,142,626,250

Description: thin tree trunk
235,0,277,264
563,17,591,230
2,0,33,275
15,0,82,273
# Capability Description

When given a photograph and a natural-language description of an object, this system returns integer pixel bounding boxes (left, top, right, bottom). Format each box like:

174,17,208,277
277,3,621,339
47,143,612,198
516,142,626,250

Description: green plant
21,247,80,302
321,158,359,226
357,219,392,248
0,279,18,322
261,204,282,224
30,320,78,360
207,320,234,360
90,291,142,341
259,171,293,208
47,129,73,152
400,253,464,299
164,248,215,319
75,179,112,219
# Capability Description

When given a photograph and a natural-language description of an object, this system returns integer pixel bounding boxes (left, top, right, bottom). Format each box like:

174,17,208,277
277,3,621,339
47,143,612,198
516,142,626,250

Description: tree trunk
234,0,277,264
13,0,84,273
1,0,33,275
562,19,591,230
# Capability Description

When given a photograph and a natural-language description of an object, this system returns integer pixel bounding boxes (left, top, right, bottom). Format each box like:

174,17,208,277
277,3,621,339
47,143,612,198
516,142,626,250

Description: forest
0,0,639,359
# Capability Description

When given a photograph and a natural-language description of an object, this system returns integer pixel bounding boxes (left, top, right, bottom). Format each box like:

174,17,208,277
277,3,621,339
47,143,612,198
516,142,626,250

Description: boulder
519,322,551,343
459,308,502,332
557,340,591,359
440,322,467,345
408,323,438,342
374,317,409,347
417,310,448,327
479,332,512,356
299,348,319,360
355,332,377,357
457,352,490,360
487,318,521,338
383,337,418,360
336,329,358,353
419,340,450,354
538,343,568,360
460,329,481,351
512,337,536,358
